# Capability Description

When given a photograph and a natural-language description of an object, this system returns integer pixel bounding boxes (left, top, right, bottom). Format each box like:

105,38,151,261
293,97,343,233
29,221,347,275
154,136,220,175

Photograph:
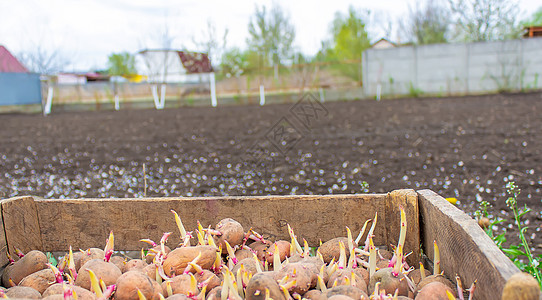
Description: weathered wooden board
1,196,43,255
34,193,397,252
417,189,519,300
386,189,420,266
0,201,8,267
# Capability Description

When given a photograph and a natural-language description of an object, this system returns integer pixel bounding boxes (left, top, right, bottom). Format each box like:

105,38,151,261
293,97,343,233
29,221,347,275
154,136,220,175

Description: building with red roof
524,26,542,38
0,45,28,73
0,45,42,109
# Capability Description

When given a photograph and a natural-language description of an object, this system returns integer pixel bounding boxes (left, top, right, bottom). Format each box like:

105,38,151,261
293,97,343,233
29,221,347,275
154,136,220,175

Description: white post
159,84,166,109
259,85,265,106
43,85,53,116
319,87,325,103
114,94,120,111
210,72,217,107
376,84,382,101
151,84,160,109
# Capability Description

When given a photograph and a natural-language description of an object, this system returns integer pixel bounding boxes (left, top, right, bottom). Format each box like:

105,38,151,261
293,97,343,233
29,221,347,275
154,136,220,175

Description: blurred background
1,0,542,258
0,0,541,109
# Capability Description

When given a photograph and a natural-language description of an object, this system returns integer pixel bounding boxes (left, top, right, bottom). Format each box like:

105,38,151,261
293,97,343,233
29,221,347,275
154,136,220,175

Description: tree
329,7,371,59
246,2,296,71
107,52,137,110
321,6,371,81
219,47,247,78
192,20,228,70
521,6,542,26
18,46,70,74
448,0,521,41
403,0,450,44
137,15,177,50
220,48,262,78
107,52,136,76
370,11,395,41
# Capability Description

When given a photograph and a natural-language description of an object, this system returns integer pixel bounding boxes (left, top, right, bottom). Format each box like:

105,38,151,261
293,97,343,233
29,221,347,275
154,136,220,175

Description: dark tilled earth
1,92,542,253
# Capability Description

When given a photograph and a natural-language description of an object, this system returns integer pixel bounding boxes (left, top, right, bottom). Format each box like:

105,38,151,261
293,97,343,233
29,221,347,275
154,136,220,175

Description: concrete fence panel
362,37,542,98
416,43,469,95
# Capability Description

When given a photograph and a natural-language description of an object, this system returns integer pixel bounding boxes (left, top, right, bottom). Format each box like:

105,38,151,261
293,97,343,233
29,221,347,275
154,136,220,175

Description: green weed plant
475,181,542,288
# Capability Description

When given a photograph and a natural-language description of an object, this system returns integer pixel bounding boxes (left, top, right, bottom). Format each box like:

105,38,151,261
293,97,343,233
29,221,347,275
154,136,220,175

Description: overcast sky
0,0,539,71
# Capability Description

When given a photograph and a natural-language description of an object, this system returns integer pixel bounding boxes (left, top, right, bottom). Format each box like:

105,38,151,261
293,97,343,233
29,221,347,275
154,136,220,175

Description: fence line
15,38,542,113
44,60,363,107
0,73,41,106
362,38,542,97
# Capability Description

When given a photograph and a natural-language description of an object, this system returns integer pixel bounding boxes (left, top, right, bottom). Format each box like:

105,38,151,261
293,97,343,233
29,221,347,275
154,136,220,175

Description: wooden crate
0,189,518,299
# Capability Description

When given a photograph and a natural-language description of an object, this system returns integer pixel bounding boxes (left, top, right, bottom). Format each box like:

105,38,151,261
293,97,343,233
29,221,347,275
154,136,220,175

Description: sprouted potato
0,209,499,300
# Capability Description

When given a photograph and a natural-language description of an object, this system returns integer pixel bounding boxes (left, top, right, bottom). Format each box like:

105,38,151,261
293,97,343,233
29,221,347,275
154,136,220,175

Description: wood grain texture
1,196,43,254
385,189,420,266
35,194,389,251
0,198,8,267
417,189,519,300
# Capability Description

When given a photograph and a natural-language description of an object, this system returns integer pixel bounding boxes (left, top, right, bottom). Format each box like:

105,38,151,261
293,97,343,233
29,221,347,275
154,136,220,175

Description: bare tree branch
401,0,450,44
192,19,229,70
17,45,70,74
448,0,521,41
246,2,296,68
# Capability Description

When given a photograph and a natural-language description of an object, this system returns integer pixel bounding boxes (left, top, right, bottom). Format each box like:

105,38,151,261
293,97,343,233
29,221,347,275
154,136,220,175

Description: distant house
371,38,397,49
0,45,42,108
54,72,110,85
85,72,110,82
137,49,213,83
56,73,87,85
524,26,542,38
0,45,28,72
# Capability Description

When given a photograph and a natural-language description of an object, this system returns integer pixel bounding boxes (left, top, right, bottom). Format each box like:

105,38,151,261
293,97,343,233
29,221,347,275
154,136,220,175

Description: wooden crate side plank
385,189,420,266
0,199,8,267
36,194,389,251
1,196,43,254
417,189,519,300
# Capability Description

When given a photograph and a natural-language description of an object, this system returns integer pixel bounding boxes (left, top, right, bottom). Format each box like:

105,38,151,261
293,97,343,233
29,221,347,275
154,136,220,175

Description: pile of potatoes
0,210,476,300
